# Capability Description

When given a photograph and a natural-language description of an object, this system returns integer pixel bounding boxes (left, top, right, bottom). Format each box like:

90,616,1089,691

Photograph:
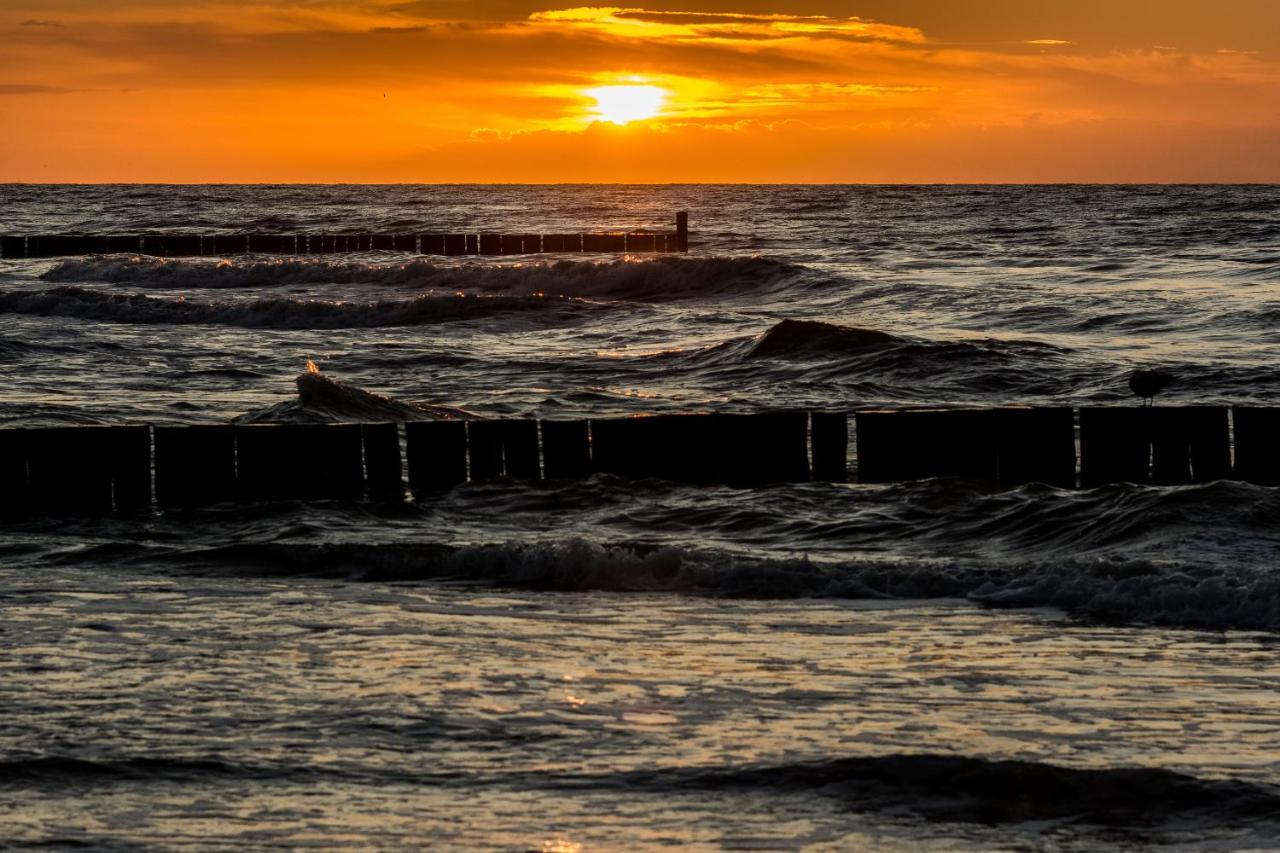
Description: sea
1,184,1278,850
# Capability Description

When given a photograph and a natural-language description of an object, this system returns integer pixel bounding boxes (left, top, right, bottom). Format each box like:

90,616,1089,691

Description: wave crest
40,255,811,301
141,537,1280,633
0,286,588,329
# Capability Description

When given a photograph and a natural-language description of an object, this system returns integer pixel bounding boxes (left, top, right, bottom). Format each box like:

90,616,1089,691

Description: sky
1,0,1277,182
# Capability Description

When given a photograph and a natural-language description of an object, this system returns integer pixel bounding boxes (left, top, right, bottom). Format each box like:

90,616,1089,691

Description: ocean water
1,184,1279,850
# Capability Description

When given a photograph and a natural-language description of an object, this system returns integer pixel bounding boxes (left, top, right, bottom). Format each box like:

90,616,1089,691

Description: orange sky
2,0,1278,182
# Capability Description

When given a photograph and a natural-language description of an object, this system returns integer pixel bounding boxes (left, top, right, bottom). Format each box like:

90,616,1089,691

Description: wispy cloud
528,7,926,44
0,83,77,94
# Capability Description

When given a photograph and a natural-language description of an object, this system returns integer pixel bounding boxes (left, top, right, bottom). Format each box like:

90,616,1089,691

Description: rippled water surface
2,185,1279,849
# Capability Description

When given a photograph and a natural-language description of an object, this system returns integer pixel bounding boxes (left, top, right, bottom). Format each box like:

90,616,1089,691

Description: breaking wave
106,533,1280,632
0,286,592,329
39,255,813,300
581,755,1280,828
236,370,471,424
4,751,1276,832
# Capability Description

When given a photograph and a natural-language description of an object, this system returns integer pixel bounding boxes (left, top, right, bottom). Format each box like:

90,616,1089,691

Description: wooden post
362,423,404,501
155,425,237,507
676,212,689,252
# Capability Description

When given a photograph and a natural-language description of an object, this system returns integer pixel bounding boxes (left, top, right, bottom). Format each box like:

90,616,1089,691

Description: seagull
1129,368,1174,407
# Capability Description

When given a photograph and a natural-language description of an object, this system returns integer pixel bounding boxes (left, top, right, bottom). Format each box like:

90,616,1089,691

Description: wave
236,369,471,424
744,319,1068,363
127,531,1280,632
39,255,813,301
0,286,591,329
0,755,250,786
577,755,1280,828
10,749,1274,833
748,319,904,358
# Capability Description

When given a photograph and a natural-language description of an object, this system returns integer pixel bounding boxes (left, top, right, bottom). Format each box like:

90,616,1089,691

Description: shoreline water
2,184,1278,847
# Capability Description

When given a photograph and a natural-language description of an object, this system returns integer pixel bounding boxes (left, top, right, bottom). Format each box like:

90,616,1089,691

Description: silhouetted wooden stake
406,421,467,496
236,424,364,501
542,420,591,480
3,217,689,257
0,429,27,514
501,421,541,480
362,423,404,501
467,421,505,482
1232,407,1280,485
812,412,849,482
715,412,809,486
155,425,237,507
25,427,118,513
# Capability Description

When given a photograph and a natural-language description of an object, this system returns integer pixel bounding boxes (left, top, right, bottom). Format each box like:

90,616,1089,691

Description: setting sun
585,85,669,125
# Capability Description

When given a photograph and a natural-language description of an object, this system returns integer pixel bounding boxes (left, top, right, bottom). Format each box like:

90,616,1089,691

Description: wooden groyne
1,406,1277,514
0,213,690,258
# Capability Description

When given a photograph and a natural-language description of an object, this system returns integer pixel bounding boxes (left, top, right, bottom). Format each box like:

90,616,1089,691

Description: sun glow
585,84,668,124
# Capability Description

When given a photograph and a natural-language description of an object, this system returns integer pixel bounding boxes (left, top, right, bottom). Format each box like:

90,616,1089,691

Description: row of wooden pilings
0,214,690,258
0,406,1276,514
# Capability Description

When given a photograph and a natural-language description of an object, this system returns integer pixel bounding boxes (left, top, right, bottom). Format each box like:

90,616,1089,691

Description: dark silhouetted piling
591,415,717,483
362,423,404,501
236,424,363,501
812,412,849,482
468,420,540,481
1079,408,1151,487
4,218,688,258
111,426,153,510
502,421,541,480
247,235,292,255
1079,407,1231,487
25,427,147,513
0,429,28,514
855,411,993,483
994,408,1076,488
583,233,626,253
542,235,582,253
1151,407,1231,484
406,421,467,496
0,235,25,258
542,420,592,480
155,425,237,507
1233,407,1280,485
466,420,505,481
626,234,657,253
716,412,809,486
25,427,112,512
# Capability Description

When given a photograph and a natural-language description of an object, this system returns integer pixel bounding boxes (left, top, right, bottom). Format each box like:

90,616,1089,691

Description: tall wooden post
676,211,689,253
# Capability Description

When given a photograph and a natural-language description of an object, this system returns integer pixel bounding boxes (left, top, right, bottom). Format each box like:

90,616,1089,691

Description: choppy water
2,184,1279,849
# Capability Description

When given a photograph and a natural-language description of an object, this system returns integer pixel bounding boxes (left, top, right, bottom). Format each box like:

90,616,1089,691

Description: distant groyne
1,406,1276,514
0,213,690,258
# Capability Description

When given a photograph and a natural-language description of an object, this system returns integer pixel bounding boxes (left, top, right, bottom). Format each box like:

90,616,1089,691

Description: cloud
1026,39,1071,46
528,7,926,44
19,18,63,27
0,83,77,94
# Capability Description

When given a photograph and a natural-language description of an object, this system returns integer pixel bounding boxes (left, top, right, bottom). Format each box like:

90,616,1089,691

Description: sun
585,85,669,125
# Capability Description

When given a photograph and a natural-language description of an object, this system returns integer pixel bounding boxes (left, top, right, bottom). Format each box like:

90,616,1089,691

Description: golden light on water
584,84,669,125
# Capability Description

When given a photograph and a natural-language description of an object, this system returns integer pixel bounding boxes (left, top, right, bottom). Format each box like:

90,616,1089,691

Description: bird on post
1129,368,1174,407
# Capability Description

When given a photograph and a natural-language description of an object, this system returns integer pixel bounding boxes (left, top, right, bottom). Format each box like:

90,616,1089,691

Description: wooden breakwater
0,213,690,258
1,406,1278,514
